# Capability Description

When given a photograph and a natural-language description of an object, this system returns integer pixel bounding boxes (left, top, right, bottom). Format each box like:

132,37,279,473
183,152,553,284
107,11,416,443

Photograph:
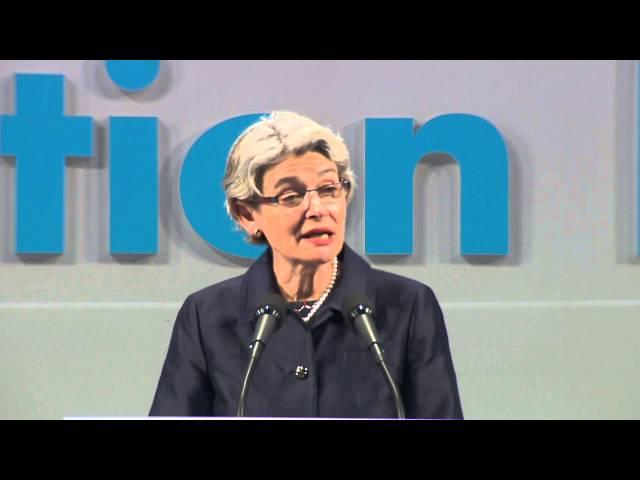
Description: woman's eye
280,192,302,203
319,185,338,196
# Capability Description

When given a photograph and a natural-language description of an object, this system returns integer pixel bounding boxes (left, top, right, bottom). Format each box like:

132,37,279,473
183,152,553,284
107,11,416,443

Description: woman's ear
231,199,259,237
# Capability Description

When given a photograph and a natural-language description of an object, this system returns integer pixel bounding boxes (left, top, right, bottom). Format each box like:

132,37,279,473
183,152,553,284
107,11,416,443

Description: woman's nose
304,191,328,217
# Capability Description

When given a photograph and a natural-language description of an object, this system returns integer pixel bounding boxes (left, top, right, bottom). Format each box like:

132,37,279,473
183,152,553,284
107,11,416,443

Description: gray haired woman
150,111,463,419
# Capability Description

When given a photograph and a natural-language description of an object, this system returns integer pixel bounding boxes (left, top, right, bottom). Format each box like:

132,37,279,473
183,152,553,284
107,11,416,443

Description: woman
150,111,463,418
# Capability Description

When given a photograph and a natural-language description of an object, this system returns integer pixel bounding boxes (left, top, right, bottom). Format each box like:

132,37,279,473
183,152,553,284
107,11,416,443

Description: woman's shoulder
183,274,245,312
369,267,439,304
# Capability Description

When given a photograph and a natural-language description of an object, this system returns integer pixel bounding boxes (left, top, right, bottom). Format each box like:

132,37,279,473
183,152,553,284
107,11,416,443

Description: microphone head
254,293,287,328
341,292,375,325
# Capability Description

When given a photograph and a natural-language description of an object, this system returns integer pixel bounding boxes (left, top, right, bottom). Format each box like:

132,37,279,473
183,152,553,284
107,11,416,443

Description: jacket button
295,365,309,380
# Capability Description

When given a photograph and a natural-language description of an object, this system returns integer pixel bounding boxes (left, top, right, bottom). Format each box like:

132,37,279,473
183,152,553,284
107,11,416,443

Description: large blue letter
180,114,266,259
365,115,509,255
106,60,160,92
109,117,158,254
0,74,93,254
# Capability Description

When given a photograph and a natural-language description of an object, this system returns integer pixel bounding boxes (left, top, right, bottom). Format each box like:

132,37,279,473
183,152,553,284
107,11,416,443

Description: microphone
342,293,406,419
237,293,287,417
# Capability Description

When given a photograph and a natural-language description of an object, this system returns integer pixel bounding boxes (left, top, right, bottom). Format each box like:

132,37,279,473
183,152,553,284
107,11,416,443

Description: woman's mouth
303,232,331,239
300,230,334,245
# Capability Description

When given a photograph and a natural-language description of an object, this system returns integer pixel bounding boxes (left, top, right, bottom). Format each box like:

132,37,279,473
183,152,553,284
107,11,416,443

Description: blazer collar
239,243,376,328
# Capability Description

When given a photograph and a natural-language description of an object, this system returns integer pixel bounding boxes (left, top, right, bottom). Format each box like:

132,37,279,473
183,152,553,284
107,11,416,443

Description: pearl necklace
301,257,339,323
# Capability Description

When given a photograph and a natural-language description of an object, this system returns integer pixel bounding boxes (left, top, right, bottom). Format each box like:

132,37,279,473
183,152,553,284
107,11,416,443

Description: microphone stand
371,343,406,419
237,342,264,417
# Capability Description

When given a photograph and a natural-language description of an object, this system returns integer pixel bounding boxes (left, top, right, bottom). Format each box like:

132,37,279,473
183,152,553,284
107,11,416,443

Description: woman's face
239,151,348,266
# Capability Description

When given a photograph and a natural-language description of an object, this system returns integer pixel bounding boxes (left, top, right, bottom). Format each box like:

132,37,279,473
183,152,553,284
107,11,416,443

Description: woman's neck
272,253,334,302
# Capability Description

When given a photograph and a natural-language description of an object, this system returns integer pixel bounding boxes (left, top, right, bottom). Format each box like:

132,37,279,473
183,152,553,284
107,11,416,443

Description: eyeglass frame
250,179,351,208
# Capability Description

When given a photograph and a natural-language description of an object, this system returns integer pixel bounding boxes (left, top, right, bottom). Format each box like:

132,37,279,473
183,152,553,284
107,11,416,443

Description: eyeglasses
255,179,351,208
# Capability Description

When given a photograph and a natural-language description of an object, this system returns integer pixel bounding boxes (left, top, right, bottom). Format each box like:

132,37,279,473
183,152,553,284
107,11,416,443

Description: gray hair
223,110,356,244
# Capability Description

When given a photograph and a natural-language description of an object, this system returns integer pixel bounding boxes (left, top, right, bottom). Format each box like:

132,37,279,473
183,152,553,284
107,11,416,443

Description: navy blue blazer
150,244,463,419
